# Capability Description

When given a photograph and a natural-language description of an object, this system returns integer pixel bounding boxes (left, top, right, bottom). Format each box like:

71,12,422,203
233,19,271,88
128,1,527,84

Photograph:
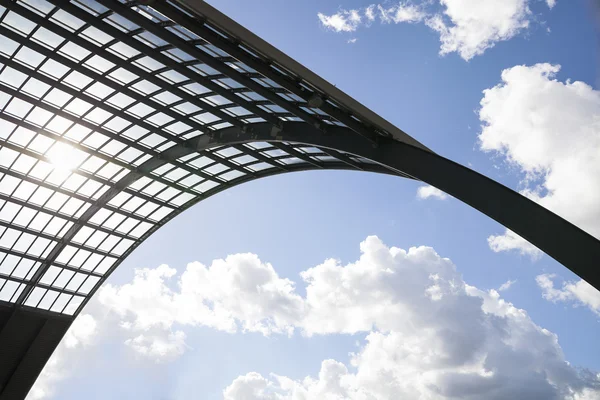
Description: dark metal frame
0,0,597,398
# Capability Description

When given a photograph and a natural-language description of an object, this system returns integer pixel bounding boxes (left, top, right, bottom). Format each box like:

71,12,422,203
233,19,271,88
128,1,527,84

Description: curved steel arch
0,0,597,398
81,120,600,314
75,131,402,314
205,122,600,285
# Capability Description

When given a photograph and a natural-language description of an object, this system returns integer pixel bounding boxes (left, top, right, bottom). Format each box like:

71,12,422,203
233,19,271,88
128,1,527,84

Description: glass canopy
0,0,411,318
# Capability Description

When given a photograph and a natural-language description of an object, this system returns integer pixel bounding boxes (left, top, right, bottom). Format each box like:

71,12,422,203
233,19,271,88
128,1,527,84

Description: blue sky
29,1,600,399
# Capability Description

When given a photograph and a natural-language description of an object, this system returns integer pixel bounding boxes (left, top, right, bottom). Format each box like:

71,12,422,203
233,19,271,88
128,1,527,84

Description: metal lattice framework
0,0,417,318
0,0,598,398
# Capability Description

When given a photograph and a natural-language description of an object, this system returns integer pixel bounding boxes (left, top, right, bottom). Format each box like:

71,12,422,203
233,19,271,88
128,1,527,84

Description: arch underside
0,0,598,398
0,0,417,320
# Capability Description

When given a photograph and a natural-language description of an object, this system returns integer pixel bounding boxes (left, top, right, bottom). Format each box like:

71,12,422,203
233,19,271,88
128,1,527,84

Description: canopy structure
0,1,598,398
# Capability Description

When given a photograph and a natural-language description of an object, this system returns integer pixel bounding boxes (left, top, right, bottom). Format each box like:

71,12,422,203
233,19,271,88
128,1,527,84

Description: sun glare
45,142,82,172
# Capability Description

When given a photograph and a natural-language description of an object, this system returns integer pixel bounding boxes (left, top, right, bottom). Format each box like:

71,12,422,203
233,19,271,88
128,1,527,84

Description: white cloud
97,264,181,331
317,9,362,32
94,237,600,399
427,0,532,60
97,254,305,360
62,314,97,348
499,278,517,291
224,372,279,400
487,229,542,258
536,273,573,302
318,1,555,60
32,236,600,399
378,3,426,24
365,4,376,22
537,274,600,315
347,38,358,44
124,330,187,363
28,314,98,400
228,334,600,399
221,237,600,399
478,63,600,257
299,237,470,336
417,184,448,200
318,3,425,34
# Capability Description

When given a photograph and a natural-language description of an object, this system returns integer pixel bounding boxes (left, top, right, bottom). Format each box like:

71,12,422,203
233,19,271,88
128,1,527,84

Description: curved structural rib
0,0,597,398
205,123,600,288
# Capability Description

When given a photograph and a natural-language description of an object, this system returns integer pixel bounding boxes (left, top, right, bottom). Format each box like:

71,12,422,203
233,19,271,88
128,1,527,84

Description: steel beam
78,121,600,317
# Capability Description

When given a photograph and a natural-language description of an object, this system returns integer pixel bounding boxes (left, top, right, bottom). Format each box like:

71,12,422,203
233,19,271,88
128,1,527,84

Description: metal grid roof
0,0,421,318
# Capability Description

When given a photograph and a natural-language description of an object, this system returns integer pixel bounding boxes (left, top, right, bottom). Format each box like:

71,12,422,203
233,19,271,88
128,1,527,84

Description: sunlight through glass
45,141,82,172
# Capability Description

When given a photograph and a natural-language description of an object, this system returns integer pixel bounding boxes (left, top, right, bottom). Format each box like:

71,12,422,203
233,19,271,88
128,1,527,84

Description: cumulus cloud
478,63,600,257
224,372,279,400
28,314,98,400
417,184,449,200
537,274,600,315
95,236,600,399
221,237,599,399
299,237,475,336
96,254,304,360
124,330,187,363
426,0,532,60
29,236,600,399
227,336,600,399
318,1,555,60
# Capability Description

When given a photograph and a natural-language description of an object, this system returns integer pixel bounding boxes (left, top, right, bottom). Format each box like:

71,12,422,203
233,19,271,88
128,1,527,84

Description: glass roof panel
0,0,387,317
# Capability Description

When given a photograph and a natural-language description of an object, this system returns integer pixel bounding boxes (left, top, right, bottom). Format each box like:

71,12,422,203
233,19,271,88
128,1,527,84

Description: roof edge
173,0,433,153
